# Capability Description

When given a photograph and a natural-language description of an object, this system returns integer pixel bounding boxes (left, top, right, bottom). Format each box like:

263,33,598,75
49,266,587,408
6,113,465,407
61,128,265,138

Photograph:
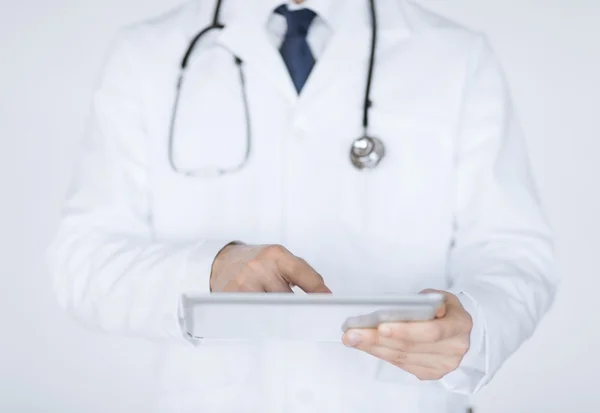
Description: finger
377,316,463,343
374,335,470,357
344,327,446,351
342,332,463,371
348,342,400,363
277,254,331,293
396,364,448,381
354,344,458,370
345,328,469,356
260,272,295,293
342,333,445,369
342,328,380,348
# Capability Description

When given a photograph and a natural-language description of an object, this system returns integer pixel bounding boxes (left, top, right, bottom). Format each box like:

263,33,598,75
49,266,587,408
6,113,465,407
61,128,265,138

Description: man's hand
210,243,331,294
342,290,472,381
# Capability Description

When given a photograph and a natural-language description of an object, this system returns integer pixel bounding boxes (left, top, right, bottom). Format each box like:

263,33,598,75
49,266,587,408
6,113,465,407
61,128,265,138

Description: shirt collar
254,0,338,29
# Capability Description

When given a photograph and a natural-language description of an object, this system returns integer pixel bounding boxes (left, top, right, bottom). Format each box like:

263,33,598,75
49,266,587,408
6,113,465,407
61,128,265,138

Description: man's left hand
341,290,473,381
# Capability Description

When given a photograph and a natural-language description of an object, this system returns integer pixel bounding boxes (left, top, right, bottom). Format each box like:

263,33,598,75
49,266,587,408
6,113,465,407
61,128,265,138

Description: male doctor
48,0,557,411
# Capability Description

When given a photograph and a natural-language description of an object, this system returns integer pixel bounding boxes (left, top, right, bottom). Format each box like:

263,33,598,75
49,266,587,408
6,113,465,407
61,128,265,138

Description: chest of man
138,23,470,292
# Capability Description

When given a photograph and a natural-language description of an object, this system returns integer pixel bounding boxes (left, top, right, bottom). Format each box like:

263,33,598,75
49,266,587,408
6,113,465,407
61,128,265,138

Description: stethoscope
169,0,384,177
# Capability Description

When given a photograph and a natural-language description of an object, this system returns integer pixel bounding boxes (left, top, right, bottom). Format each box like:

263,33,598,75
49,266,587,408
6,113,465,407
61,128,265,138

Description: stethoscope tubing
169,0,380,177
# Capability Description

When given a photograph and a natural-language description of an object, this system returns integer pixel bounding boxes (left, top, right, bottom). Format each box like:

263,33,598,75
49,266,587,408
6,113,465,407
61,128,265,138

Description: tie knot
275,5,317,37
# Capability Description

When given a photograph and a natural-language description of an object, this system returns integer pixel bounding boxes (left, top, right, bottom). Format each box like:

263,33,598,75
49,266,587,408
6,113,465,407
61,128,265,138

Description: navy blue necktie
275,5,317,93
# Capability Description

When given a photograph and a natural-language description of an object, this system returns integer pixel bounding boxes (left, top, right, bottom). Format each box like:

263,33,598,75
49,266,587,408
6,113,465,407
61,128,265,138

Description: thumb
420,288,448,318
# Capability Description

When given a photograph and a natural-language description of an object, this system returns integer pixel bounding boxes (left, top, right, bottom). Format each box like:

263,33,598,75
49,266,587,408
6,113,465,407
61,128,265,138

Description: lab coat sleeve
440,35,559,394
47,28,229,344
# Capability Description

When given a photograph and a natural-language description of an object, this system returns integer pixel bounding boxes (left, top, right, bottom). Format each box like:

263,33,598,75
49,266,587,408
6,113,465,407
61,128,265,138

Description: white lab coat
47,0,558,411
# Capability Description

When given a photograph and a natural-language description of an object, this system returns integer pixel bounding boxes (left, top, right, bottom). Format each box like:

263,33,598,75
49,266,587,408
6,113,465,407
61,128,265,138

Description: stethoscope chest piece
350,136,385,170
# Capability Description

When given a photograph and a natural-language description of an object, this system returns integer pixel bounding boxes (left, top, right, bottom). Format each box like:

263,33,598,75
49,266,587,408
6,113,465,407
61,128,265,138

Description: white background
1,0,599,411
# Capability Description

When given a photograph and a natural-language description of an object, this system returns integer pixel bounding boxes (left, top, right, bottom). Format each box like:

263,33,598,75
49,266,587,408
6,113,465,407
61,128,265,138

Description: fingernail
379,325,392,337
346,332,361,347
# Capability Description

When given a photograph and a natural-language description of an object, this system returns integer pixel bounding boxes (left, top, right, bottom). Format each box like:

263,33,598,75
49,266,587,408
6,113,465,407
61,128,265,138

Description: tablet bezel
183,292,445,307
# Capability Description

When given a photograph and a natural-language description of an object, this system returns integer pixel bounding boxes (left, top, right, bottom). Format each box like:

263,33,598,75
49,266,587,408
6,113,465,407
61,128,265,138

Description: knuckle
391,360,404,369
424,325,443,342
452,338,470,356
228,278,252,292
233,272,249,284
461,314,474,333
431,371,445,380
393,352,408,364
236,283,254,292
395,339,413,352
367,332,380,346
443,357,461,373
415,371,430,381
245,259,266,272
296,257,308,265
464,309,474,324
393,325,409,340
264,244,288,258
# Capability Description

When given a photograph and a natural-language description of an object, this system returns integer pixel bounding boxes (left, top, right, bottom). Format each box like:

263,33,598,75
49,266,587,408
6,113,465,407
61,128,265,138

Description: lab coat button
291,115,308,134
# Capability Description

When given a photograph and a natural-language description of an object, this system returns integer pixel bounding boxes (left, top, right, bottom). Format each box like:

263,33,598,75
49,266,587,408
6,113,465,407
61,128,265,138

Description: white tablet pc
182,292,445,342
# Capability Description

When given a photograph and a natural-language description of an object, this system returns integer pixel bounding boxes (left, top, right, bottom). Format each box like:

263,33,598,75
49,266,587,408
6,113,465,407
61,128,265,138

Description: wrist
210,241,244,291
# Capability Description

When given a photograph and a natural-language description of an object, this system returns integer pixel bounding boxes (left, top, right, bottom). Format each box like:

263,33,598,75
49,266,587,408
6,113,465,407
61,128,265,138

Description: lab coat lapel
298,25,371,104
215,12,298,104
299,0,413,106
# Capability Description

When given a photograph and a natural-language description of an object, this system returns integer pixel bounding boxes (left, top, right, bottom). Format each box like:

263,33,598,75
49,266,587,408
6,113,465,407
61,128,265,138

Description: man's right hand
210,243,331,294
